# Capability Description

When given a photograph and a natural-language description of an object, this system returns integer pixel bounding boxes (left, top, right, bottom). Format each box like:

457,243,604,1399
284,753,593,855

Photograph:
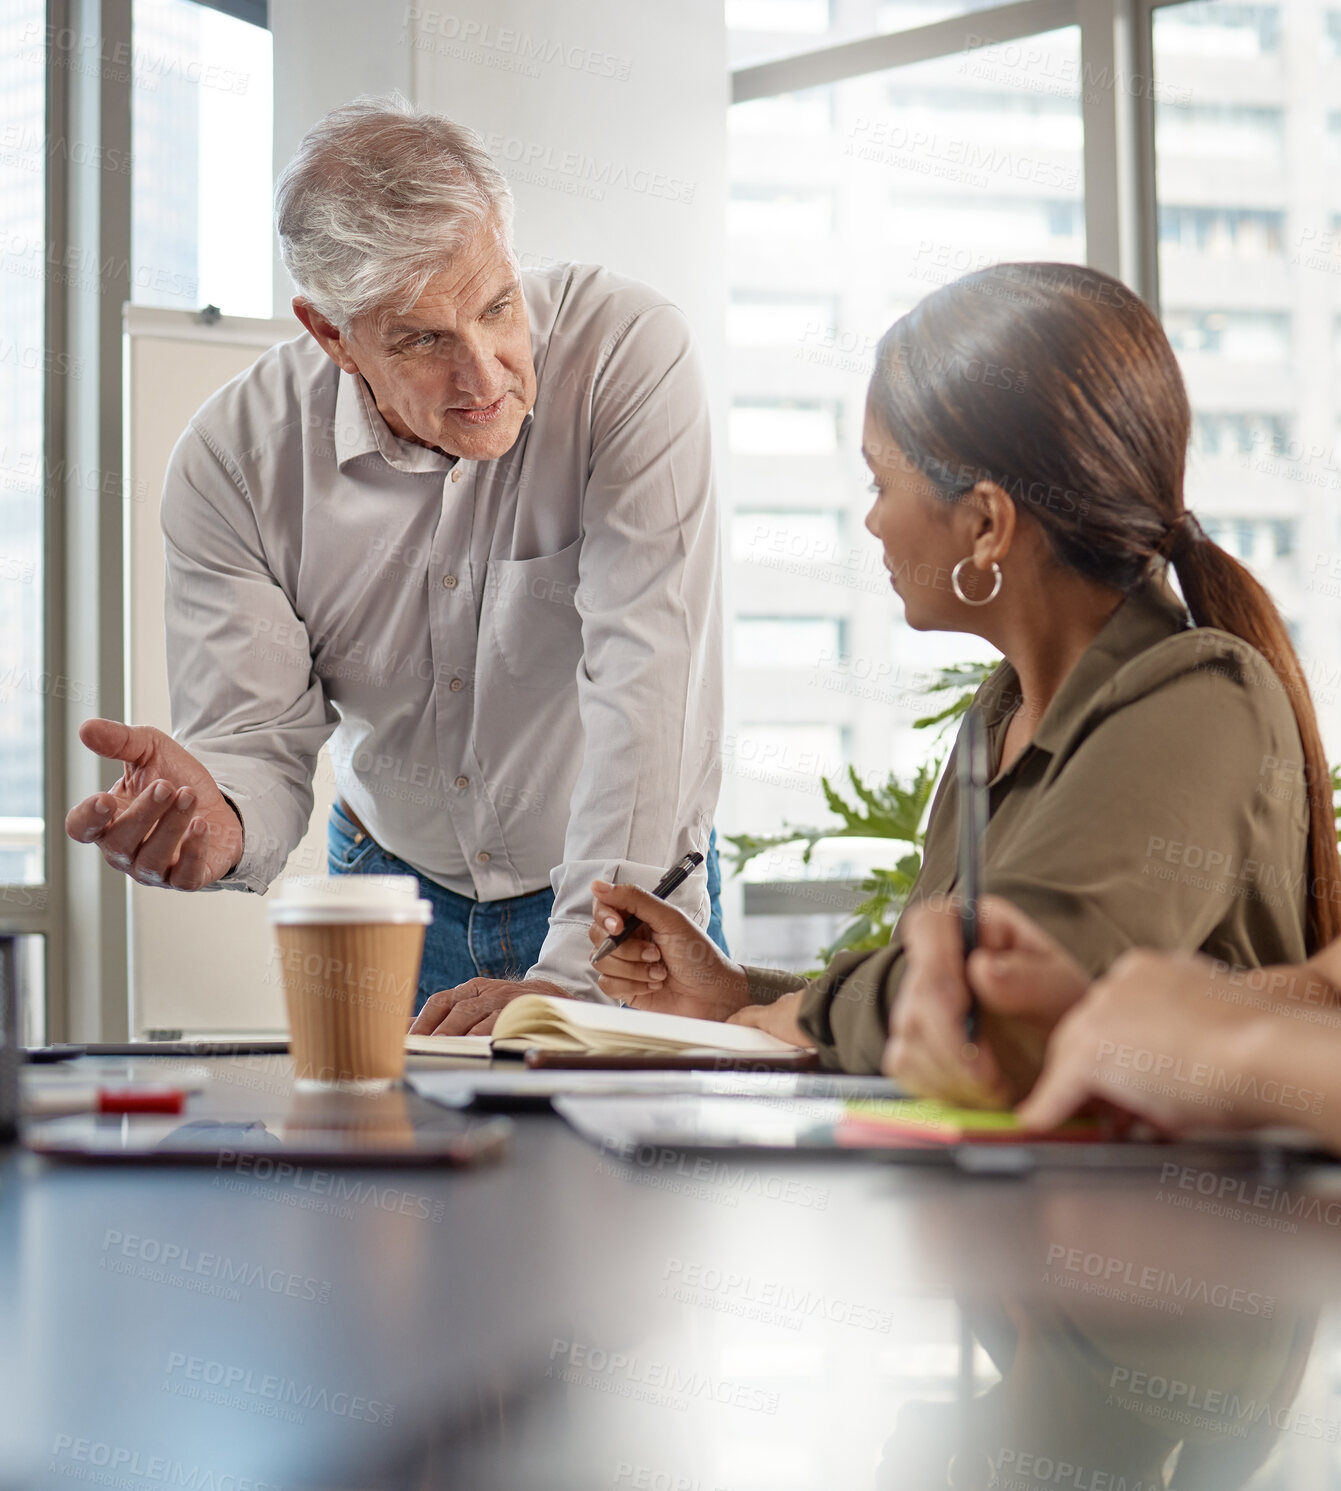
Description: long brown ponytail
1169,526,1340,950
869,261,1341,952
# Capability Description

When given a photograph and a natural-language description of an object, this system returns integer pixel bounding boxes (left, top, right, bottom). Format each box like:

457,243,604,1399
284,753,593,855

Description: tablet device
23,1110,512,1166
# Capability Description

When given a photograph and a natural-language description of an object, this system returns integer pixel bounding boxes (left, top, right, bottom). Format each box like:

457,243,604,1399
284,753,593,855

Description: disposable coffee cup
268,874,432,1089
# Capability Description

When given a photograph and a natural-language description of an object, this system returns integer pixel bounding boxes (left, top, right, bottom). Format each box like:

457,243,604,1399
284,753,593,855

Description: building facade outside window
722,0,1341,966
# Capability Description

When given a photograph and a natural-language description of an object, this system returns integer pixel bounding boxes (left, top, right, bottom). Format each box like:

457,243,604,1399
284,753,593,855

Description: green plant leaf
918,661,997,697
724,658,991,971
911,661,996,733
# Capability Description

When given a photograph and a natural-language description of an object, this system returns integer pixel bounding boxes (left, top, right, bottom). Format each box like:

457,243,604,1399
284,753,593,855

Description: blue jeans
328,803,728,1014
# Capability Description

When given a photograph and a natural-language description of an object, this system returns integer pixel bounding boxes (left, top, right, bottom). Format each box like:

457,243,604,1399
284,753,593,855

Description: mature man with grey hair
66,98,724,1033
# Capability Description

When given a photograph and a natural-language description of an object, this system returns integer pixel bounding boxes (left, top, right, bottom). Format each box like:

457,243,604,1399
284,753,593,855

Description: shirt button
476,850,491,864
441,574,457,590
450,467,464,484
455,775,469,790
449,677,465,692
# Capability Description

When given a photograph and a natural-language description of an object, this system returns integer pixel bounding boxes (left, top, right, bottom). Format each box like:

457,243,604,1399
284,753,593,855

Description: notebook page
491,994,800,1054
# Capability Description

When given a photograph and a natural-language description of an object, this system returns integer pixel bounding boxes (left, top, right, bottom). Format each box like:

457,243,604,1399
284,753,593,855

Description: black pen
957,707,989,1047
590,851,704,966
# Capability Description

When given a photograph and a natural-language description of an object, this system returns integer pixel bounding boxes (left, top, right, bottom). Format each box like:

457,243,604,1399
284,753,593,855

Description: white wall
271,0,727,371
408,0,727,359
125,307,321,1035
269,0,413,317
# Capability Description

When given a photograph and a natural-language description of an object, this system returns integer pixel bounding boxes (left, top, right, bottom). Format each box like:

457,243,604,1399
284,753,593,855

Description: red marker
97,1088,186,1114
25,1086,188,1119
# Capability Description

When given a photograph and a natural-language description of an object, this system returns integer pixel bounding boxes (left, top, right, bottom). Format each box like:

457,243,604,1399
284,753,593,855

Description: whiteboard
124,305,332,1034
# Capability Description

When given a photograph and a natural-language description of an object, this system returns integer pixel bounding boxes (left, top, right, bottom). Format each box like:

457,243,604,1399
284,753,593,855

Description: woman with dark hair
588,261,1340,1088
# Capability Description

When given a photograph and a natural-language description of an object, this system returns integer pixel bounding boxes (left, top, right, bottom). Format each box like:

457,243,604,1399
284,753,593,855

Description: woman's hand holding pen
887,897,1013,1108
887,894,1090,1108
588,881,751,1021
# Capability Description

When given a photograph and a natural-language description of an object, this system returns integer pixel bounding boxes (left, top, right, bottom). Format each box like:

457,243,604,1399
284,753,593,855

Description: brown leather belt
335,797,372,842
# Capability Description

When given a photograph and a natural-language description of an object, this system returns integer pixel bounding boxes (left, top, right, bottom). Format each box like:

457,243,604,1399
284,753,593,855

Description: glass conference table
2,1051,1340,1490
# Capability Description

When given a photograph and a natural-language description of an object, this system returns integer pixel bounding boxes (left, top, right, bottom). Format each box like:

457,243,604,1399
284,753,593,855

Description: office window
734,617,847,668
728,185,834,239
132,0,273,316
886,83,1078,121
885,195,1083,258
724,23,1082,851
1163,310,1290,361
729,0,1016,68
1191,412,1292,459
730,90,834,135
0,2,46,887
727,722,851,863
731,510,846,564
730,723,848,782
726,0,831,38
1154,0,1336,751
730,400,840,454
728,293,839,348
1157,206,1285,258
1201,517,1299,566
1153,2,1281,56
1154,102,1284,159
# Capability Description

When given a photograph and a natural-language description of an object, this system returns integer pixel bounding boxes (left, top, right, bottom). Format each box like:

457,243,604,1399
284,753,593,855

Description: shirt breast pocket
481,538,585,690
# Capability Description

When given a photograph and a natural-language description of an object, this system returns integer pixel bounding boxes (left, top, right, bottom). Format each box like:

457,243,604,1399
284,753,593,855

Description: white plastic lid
268,874,433,926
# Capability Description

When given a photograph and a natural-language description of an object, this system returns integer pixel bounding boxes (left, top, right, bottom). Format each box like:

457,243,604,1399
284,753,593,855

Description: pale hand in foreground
409,978,571,1037
886,894,1090,1108
1017,949,1341,1136
588,880,751,1021
64,719,243,891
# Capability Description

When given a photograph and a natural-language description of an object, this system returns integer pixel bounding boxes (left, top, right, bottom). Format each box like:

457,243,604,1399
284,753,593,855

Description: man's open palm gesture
65,719,243,890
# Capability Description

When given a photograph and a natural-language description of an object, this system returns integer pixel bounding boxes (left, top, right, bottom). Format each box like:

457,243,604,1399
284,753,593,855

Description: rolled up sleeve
526,304,723,995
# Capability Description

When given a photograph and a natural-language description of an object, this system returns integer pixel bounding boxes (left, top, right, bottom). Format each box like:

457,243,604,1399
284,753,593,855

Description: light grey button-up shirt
161,263,723,996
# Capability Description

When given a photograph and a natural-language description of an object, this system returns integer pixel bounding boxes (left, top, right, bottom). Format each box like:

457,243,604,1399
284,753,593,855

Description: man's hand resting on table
588,880,752,1023
65,719,243,890
409,978,571,1037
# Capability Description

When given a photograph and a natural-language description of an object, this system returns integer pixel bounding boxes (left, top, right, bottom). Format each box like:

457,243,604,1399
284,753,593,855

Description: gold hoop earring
951,557,1003,606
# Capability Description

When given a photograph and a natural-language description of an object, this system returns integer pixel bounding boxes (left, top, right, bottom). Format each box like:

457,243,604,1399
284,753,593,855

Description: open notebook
404,993,805,1062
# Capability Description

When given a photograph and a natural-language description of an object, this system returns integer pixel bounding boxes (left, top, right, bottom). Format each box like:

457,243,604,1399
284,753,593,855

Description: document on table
407,1067,902,1108
547,1095,1272,1171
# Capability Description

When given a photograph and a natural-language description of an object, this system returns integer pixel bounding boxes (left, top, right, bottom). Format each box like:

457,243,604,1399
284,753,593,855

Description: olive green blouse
747,575,1312,1073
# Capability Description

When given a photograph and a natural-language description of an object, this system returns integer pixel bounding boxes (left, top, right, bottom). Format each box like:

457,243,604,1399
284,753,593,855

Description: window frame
730,0,1174,300
11,0,271,1040
1,0,138,1041
726,0,1186,922
9,0,1207,1033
